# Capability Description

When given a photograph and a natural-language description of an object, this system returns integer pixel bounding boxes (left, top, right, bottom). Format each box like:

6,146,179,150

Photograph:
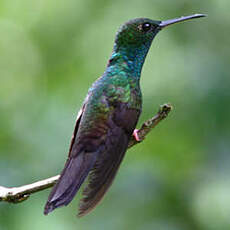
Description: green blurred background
0,0,230,229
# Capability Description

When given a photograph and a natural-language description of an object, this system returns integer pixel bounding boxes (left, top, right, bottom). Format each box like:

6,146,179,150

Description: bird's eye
141,23,152,32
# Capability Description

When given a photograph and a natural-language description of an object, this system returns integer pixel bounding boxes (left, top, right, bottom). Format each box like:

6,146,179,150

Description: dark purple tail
44,152,97,215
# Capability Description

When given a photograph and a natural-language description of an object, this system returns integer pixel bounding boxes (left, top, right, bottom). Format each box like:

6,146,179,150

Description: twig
0,103,172,204
128,103,172,148
0,176,60,203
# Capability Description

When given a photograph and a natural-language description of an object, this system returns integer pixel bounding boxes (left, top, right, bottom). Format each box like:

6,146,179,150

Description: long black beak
159,14,206,28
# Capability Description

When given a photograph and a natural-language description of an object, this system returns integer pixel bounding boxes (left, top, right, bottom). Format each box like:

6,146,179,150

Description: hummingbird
44,14,206,217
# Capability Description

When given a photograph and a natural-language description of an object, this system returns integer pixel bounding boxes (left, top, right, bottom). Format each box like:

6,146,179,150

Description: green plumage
44,14,206,217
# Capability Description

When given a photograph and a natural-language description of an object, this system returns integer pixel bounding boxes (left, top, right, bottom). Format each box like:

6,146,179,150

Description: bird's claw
132,129,141,142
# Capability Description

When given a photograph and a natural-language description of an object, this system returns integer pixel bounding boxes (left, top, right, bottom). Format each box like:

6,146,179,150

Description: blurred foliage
0,0,230,229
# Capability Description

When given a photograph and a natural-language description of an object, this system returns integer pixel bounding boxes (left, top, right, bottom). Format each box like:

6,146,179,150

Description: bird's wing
44,104,89,215
44,100,140,216
68,106,85,157
78,103,140,217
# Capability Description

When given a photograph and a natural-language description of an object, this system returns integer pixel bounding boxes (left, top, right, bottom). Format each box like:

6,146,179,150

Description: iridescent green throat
105,39,155,80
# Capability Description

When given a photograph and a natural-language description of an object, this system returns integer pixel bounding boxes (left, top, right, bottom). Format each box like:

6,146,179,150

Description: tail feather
78,152,125,217
44,152,98,215
77,131,129,217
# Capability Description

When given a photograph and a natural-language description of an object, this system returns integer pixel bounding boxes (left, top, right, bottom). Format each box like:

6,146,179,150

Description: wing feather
44,105,88,215
44,99,140,216
78,105,140,217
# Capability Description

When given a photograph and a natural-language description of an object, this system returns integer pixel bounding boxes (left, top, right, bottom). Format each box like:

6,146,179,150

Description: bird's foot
132,129,141,142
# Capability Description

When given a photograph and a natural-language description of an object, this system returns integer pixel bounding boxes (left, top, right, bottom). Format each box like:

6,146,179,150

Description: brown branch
0,103,172,204
128,103,172,148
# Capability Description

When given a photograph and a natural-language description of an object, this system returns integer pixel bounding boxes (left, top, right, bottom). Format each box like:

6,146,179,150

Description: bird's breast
105,78,142,110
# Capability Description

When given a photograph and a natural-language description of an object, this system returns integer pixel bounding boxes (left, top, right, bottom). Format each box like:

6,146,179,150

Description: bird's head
114,14,206,52
115,18,161,49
